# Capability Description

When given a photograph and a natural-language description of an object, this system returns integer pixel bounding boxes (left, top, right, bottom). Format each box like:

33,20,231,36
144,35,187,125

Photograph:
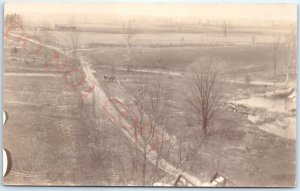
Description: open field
3,4,297,187
79,23,296,186
4,39,172,185
89,58,296,186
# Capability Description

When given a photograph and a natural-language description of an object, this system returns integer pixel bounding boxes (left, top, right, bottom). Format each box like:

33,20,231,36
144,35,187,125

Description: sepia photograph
3,3,297,187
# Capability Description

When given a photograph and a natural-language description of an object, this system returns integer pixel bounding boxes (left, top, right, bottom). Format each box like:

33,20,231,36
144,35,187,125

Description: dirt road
7,32,204,186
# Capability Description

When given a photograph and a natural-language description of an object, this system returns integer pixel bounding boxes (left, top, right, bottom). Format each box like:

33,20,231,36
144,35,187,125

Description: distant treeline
87,42,257,48
5,13,24,28
50,25,222,34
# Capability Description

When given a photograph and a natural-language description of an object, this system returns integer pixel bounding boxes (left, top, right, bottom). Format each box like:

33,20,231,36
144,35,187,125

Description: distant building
35,26,51,31
55,24,76,31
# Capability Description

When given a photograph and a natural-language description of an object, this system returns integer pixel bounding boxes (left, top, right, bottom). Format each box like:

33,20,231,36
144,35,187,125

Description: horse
109,76,116,81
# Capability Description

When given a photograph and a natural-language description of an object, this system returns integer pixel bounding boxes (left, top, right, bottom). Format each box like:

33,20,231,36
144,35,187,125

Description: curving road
7,32,205,186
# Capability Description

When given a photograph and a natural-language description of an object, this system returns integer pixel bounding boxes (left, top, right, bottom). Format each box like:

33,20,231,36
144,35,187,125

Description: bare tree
185,57,224,135
41,22,51,66
121,20,143,72
123,20,134,71
222,21,231,37
89,128,112,185
5,13,24,30
283,27,296,85
131,74,166,185
68,16,80,67
112,72,183,185
252,33,255,46
244,73,251,94
272,35,281,89
184,58,225,183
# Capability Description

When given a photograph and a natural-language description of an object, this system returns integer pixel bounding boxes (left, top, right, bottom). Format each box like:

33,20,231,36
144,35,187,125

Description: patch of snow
215,176,225,183
201,182,215,187
247,114,259,123
153,182,172,186
265,88,294,98
288,91,296,99
211,181,218,186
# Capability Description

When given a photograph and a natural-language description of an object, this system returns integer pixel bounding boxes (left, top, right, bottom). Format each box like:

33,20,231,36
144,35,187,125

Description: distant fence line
9,170,122,181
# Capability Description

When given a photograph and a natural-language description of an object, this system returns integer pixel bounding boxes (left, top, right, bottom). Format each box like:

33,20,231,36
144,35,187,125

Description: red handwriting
102,97,164,151
5,18,166,152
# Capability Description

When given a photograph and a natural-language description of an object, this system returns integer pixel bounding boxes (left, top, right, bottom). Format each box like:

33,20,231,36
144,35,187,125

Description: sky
4,3,297,24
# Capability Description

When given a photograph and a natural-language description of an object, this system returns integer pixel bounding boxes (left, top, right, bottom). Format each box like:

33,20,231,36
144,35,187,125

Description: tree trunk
274,61,277,86
202,118,208,135
142,149,147,185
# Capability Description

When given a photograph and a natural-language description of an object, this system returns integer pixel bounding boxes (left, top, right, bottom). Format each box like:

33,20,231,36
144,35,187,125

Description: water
234,96,296,140
258,117,296,140
234,96,295,113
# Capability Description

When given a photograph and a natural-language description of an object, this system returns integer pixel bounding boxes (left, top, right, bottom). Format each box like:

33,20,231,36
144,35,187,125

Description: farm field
85,47,296,186
3,3,297,187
